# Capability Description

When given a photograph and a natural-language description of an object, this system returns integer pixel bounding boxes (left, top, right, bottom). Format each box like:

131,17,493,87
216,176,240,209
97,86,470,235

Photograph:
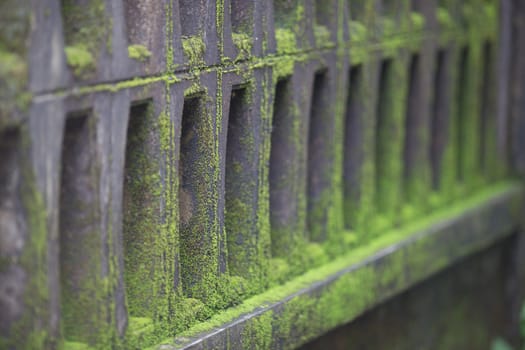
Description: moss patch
232,32,253,62
275,28,297,55
182,36,206,66
65,45,95,77
128,44,152,62
61,0,110,78
0,45,30,120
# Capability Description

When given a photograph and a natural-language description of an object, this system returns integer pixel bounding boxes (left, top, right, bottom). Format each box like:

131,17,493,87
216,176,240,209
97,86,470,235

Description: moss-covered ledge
151,181,524,350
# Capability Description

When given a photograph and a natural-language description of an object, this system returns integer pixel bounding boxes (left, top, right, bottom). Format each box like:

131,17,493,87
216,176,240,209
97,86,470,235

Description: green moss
65,45,95,77
264,76,313,278
151,182,521,349
232,32,252,61
342,61,376,237
314,25,332,48
306,75,346,248
215,0,224,59
241,311,274,349
183,81,205,98
182,36,206,66
322,58,350,257
400,204,418,223
437,8,454,29
303,242,329,268
268,258,291,286
0,48,26,86
128,317,154,333
0,0,30,56
177,75,255,315
165,1,174,71
177,85,223,309
255,69,274,292
57,114,121,348
128,44,152,62
483,3,497,34
226,187,264,289
272,57,295,79
0,4,31,120
349,21,367,43
1,130,54,349
61,0,110,78
374,58,408,227
173,298,212,330
5,1,507,347
381,18,397,37
122,95,181,350
275,28,297,55
410,12,425,30
63,341,94,350
0,45,29,119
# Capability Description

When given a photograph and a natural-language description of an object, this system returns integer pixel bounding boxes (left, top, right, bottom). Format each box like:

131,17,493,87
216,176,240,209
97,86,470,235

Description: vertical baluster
269,76,299,280
224,0,255,60
496,0,512,170
222,69,271,294
59,110,107,346
269,63,314,280
374,57,409,231
177,0,218,66
455,47,470,186
479,41,503,180
430,49,454,199
343,64,364,232
314,0,339,46
402,50,434,220
307,65,340,244
58,94,129,348
343,59,381,238
273,0,313,53
122,84,179,337
509,0,525,172
0,127,48,348
458,0,485,190
179,73,226,308
59,0,129,82
123,0,168,77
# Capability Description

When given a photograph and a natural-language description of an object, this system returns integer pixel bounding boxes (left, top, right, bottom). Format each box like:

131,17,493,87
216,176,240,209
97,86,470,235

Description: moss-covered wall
0,0,521,349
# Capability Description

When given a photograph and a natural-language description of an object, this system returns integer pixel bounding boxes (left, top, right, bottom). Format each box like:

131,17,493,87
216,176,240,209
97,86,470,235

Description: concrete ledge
153,182,524,350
